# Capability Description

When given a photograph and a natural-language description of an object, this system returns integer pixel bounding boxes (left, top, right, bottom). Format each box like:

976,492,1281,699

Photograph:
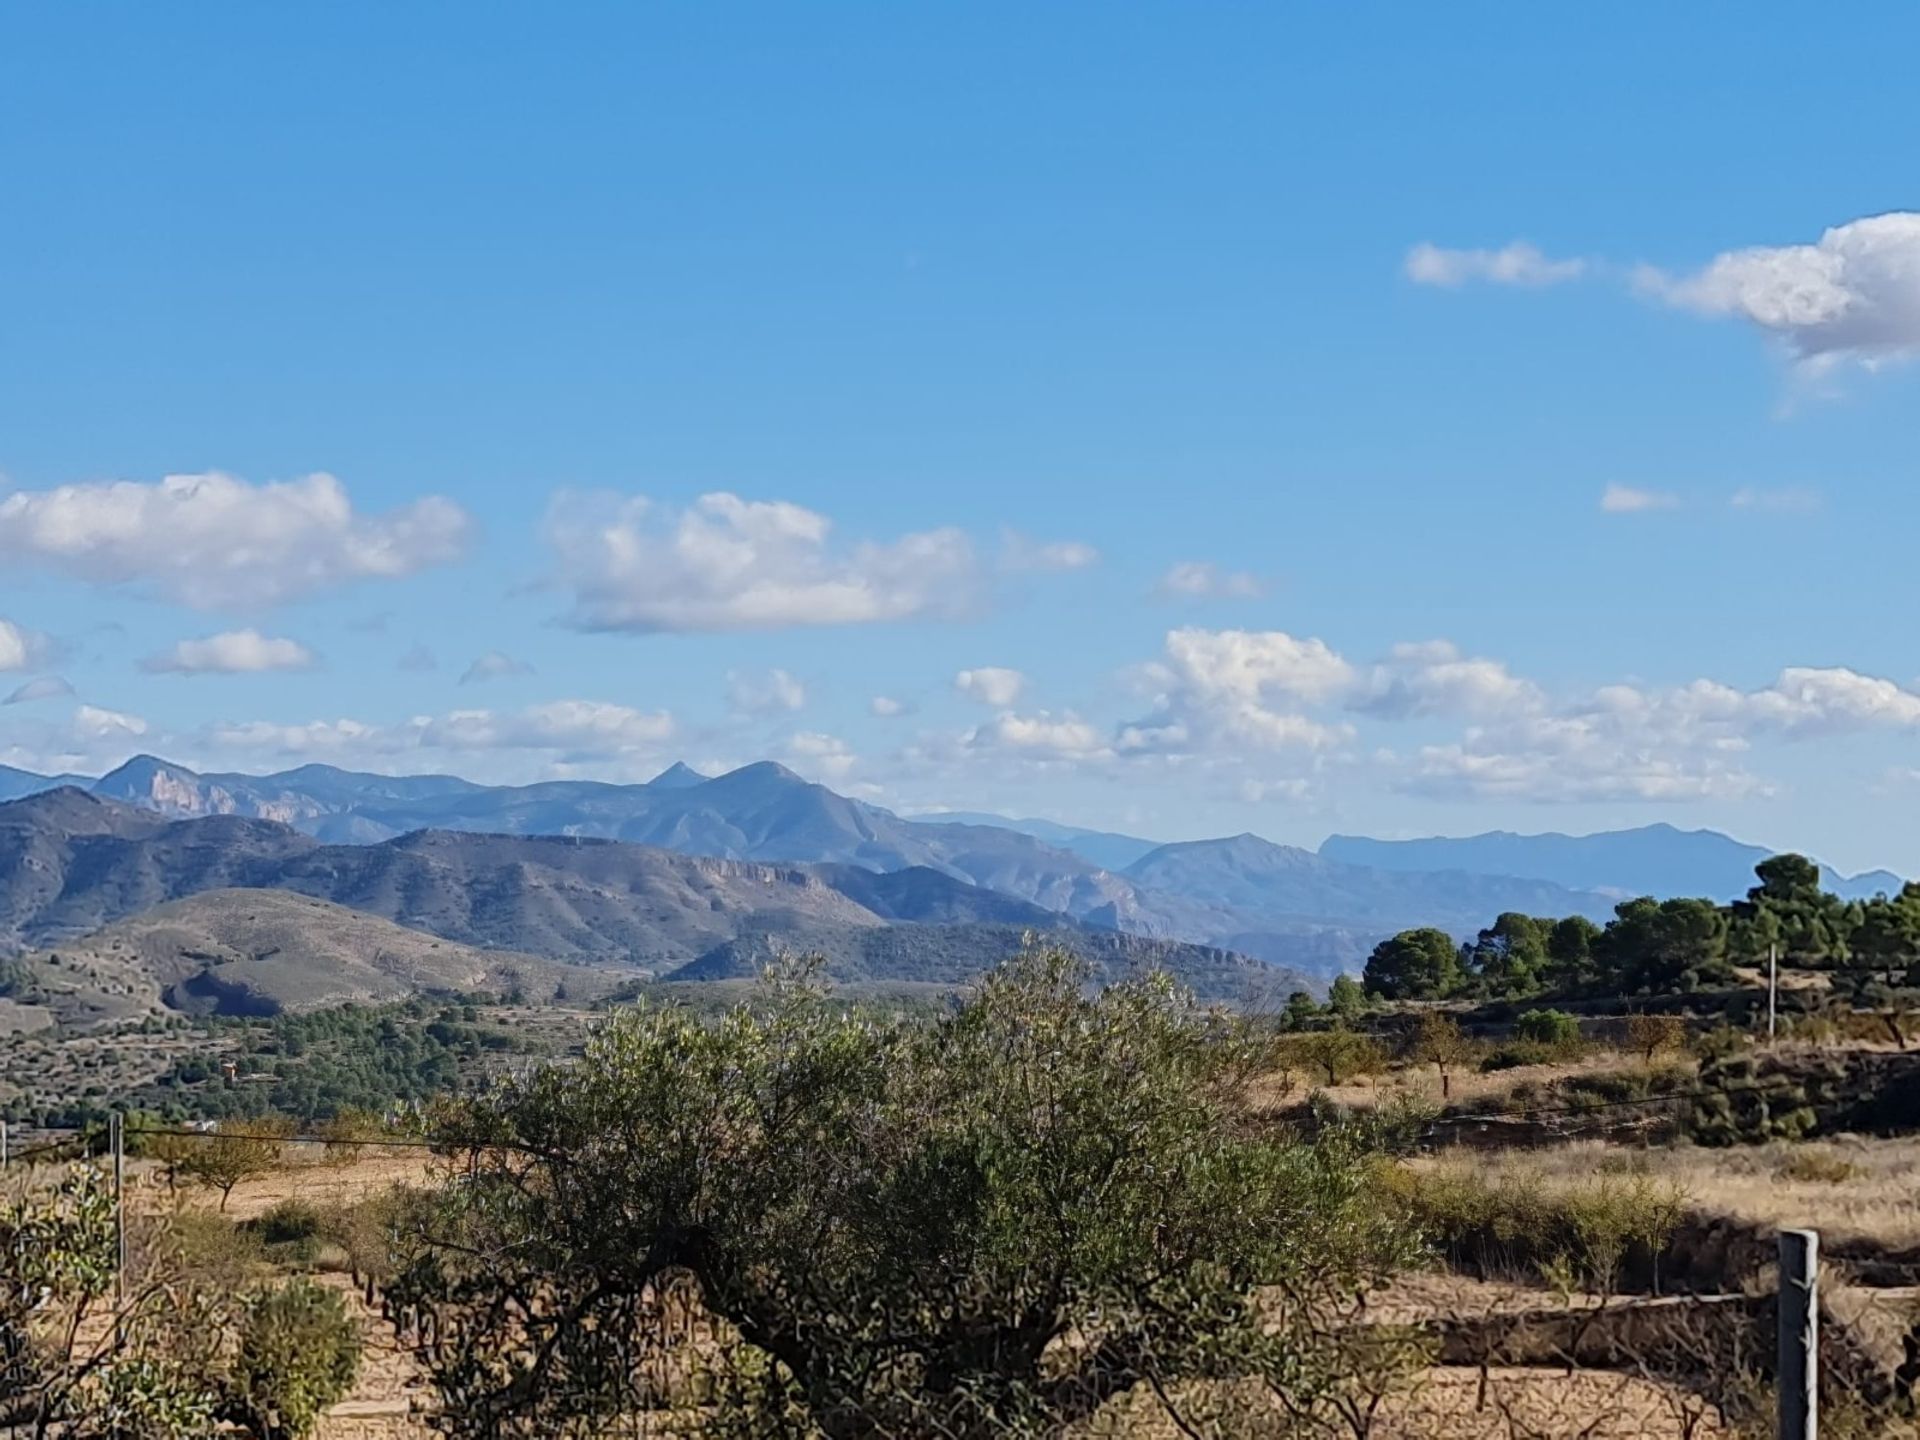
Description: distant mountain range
0,756,1642,977
0,756,1902,993
0,789,1297,1027
1318,824,1904,903
913,812,1163,871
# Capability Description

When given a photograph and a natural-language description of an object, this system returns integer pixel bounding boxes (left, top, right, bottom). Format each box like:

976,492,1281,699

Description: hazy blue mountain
914,812,1162,871
0,790,1311,1002
1125,833,1618,934
648,762,711,789
1318,824,1906,903
53,754,1907,982
75,756,1156,926
0,764,90,802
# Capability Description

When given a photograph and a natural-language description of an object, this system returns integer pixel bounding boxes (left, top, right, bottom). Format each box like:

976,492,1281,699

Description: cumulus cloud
416,701,674,754
1355,641,1542,720
141,629,317,676
4,675,75,706
1405,241,1587,289
1000,531,1099,572
0,619,44,673
728,668,807,716
784,730,857,782
1636,213,1920,372
1154,562,1266,600
74,704,147,741
0,472,471,609
211,700,676,763
966,711,1111,763
869,695,908,718
459,651,535,685
1600,484,1679,514
1390,663,1920,804
954,667,1026,707
1122,629,1355,756
545,491,976,633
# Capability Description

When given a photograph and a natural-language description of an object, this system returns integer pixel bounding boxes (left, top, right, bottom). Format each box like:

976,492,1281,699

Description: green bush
1479,1040,1558,1071
1513,1008,1581,1049
254,1200,322,1248
228,1279,361,1438
1393,1165,1686,1293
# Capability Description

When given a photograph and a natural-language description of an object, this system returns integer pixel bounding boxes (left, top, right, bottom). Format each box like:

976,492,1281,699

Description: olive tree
384,951,1422,1438
0,1165,359,1437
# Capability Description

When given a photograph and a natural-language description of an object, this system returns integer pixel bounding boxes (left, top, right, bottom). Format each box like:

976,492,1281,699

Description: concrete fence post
1779,1228,1818,1440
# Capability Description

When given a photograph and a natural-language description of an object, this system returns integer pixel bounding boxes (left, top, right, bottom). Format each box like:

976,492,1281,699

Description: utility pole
110,1112,127,1345
1768,944,1779,1043
1778,1228,1818,1439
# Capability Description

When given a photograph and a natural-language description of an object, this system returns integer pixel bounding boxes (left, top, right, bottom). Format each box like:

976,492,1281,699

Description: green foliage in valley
4,997,543,1130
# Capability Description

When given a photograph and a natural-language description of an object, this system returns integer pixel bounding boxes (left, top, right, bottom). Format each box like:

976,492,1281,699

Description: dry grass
1249,1048,1681,1115
1418,1135,1920,1252
1080,1366,1731,1437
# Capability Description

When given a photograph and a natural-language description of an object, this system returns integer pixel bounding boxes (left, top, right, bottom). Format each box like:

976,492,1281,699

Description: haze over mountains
2,754,1901,1002
1319,826,1904,904
0,788,1293,1028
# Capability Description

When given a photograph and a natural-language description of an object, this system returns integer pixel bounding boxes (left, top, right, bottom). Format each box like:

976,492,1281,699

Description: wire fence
0,1069,1827,1172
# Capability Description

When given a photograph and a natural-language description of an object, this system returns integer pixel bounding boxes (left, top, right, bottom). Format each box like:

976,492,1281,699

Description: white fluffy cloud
922,626,1920,809
141,629,317,676
459,651,535,685
967,711,1111,762
1391,663,1920,803
869,695,907,718
1600,484,1679,514
545,491,976,633
954,667,1026,707
74,704,148,742
0,703,151,778
0,472,471,609
1406,241,1586,289
416,701,675,754
784,730,857,782
1154,562,1266,600
1637,213,1920,371
1355,641,1542,720
728,668,807,716
1122,629,1355,756
211,700,676,763
0,620,38,672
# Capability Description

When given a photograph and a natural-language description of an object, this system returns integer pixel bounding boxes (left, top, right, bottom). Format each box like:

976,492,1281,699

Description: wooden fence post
1779,1227,1818,1440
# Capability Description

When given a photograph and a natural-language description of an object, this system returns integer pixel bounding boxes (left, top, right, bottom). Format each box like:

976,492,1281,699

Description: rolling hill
0,790,1312,1010
12,889,585,1031
16,755,1897,979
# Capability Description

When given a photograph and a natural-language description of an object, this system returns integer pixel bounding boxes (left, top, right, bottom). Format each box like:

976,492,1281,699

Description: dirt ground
95,1151,1762,1437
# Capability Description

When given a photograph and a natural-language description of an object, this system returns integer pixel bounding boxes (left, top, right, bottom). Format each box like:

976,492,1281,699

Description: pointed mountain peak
97,754,198,787
712,760,804,786
649,761,712,790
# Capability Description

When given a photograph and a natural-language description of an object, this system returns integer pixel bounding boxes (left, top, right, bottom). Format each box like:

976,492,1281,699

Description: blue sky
4,4,1920,872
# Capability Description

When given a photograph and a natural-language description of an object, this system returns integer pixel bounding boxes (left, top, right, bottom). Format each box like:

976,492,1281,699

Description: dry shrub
1394,1162,1687,1294
1777,1148,1861,1185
